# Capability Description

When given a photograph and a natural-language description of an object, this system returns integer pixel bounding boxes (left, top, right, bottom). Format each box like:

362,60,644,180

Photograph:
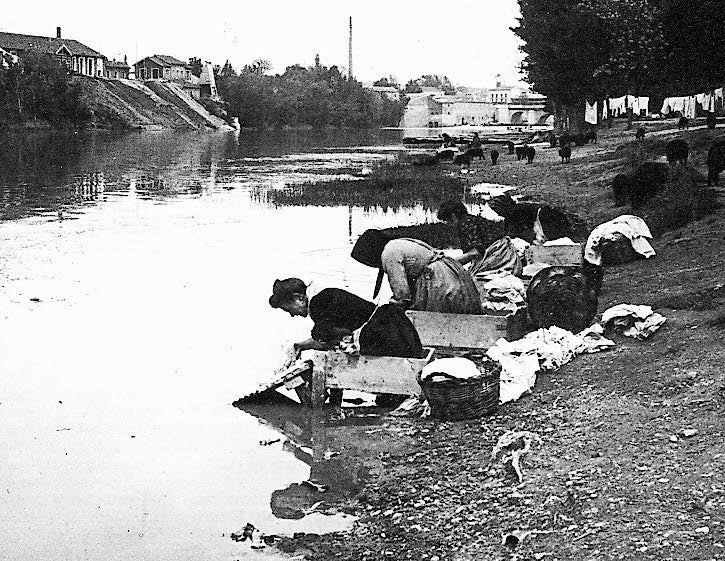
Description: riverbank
274,120,725,560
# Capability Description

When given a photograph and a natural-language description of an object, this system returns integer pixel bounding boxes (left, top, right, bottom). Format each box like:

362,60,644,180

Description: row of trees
513,0,725,128
0,53,91,125
216,58,406,128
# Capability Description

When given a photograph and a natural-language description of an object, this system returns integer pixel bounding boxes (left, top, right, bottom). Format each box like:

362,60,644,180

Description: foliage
217,59,405,128
513,0,725,112
0,53,90,125
404,74,455,95
373,76,399,88
651,0,725,94
188,57,203,78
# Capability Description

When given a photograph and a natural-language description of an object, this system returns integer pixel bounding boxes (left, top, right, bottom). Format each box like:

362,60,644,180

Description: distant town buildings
400,75,548,128
105,57,130,80
0,28,105,77
134,55,191,82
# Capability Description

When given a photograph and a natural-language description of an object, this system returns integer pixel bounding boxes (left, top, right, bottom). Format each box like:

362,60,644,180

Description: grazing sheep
558,145,571,163
526,146,536,164
666,138,689,166
707,139,725,186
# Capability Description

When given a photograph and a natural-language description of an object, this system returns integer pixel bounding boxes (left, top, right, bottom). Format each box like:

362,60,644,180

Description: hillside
76,76,232,131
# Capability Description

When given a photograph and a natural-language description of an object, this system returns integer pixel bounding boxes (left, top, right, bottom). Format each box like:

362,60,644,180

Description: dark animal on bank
585,130,597,144
678,116,689,130
515,146,525,161
437,149,455,161
612,174,630,206
558,145,571,163
666,138,689,166
490,149,500,165
526,146,536,164
635,127,646,140
466,147,485,160
629,162,670,208
453,151,473,166
495,199,571,242
411,153,439,166
706,113,717,130
707,139,725,186
506,141,515,155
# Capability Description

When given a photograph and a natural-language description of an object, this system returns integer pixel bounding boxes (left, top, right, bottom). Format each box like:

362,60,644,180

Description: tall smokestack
348,16,353,80
56,27,61,39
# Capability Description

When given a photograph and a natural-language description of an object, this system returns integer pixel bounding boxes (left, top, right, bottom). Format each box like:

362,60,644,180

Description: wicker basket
417,358,501,421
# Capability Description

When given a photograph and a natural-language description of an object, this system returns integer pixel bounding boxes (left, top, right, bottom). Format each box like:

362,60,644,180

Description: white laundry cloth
685,96,697,119
585,101,598,124
543,237,578,246
609,96,627,117
602,304,667,339
601,99,608,120
488,325,614,403
661,96,687,115
479,273,526,314
638,96,649,115
420,357,480,382
584,215,656,266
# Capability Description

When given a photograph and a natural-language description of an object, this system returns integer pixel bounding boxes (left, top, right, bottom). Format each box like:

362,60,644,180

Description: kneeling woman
269,278,375,352
351,229,482,314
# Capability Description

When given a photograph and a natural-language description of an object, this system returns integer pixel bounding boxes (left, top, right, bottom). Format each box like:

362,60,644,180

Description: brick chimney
56,27,61,39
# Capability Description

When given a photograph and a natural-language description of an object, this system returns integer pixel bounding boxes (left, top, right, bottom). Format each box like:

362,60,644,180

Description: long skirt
469,237,523,279
412,255,482,314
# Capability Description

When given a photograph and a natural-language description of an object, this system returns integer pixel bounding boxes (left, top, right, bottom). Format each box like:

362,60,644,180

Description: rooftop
0,31,103,58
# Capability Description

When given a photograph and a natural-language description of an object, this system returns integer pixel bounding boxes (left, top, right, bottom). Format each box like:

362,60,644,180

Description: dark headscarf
351,229,392,298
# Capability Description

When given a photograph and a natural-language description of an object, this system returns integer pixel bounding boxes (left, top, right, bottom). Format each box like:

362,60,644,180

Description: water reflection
0,128,405,220
237,395,382,522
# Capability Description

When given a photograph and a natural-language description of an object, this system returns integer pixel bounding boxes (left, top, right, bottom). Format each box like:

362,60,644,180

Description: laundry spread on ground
488,325,615,404
602,304,667,339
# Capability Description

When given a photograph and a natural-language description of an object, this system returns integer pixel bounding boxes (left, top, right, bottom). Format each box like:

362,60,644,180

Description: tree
188,57,203,78
216,58,405,128
651,0,725,94
243,58,271,76
0,52,89,124
404,79,422,94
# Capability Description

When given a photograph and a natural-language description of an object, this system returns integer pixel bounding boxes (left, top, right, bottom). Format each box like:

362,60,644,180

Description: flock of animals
410,118,725,212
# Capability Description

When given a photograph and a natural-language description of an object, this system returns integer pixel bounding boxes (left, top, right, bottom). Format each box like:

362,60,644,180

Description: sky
3,1,526,88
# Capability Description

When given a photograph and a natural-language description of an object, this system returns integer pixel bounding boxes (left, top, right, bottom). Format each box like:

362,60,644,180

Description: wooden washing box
405,309,526,350
525,243,583,266
307,347,436,407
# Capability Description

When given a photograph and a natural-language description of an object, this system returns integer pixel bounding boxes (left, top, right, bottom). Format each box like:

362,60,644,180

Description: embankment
76,76,232,131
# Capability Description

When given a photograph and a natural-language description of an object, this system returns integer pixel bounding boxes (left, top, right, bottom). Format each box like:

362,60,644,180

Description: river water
0,128,443,560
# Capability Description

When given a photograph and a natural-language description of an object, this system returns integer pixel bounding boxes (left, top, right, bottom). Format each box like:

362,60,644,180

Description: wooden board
236,360,313,402
309,347,435,399
525,244,583,266
405,310,526,349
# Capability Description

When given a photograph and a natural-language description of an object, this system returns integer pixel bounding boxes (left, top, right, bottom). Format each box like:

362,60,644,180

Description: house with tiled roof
0,27,105,77
134,54,191,82
105,57,130,79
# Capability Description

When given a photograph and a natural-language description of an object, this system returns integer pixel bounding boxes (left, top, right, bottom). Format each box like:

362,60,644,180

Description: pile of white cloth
584,215,656,266
477,273,526,314
488,325,615,404
602,304,667,339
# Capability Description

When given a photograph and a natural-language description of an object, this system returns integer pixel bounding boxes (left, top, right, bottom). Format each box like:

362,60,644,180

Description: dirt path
277,121,725,561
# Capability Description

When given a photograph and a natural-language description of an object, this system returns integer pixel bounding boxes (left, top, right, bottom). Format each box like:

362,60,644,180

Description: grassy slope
276,120,725,561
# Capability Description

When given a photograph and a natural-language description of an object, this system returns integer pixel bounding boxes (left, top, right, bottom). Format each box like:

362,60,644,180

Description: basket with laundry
417,354,502,421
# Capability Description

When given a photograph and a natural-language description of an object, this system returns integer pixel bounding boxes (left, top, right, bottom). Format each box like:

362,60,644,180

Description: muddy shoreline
272,120,725,560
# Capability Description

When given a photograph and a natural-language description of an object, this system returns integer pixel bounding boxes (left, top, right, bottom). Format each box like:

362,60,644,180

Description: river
0,128,442,560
